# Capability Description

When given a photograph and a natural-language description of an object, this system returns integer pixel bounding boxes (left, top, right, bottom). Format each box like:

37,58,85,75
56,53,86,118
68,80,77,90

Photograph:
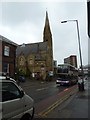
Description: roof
16,41,48,57
0,35,18,46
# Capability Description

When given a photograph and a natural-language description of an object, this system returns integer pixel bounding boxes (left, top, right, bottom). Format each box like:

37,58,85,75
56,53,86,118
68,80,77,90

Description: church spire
43,11,53,72
45,11,49,26
43,11,52,42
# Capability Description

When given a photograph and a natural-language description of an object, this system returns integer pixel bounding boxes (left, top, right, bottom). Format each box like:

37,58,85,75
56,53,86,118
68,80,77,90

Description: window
3,63,9,73
19,57,24,66
29,59,33,65
4,46,10,56
58,65,68,73
2,82,21,102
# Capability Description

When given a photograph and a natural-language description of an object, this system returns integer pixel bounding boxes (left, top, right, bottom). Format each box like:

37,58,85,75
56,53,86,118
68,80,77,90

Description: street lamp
61,20,84,91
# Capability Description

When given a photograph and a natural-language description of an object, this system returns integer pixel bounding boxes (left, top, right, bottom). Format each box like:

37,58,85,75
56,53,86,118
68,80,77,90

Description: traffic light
87,1,90,37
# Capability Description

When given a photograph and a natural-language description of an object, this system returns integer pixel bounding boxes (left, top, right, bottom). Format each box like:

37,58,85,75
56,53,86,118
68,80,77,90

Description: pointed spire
43,11,52,42
45,11,49,26
44,11,51,35
45,11,49,24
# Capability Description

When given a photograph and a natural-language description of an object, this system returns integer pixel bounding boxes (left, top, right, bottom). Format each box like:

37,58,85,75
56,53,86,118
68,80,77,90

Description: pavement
19,78,89,118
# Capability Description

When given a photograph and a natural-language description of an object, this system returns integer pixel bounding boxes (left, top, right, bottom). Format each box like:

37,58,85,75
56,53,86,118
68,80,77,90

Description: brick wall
2,41,17,77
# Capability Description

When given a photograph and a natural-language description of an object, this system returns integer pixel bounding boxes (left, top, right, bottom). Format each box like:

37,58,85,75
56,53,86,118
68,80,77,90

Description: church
16,11,54,80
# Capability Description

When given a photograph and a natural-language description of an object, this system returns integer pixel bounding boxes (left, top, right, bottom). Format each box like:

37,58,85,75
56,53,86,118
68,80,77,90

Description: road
20,80,70,103
20,79,78,118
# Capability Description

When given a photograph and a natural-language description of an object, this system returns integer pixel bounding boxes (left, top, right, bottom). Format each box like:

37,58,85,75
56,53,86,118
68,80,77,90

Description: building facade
87,0,90,37
0,35,17,77
64,55,77,68
16,11,54,80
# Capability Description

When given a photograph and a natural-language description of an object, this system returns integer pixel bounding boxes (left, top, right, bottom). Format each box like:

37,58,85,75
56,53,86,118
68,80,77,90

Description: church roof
16,41,48,57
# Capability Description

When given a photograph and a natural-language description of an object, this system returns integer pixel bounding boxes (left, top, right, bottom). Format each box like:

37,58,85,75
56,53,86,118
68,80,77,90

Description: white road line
36,87,48,91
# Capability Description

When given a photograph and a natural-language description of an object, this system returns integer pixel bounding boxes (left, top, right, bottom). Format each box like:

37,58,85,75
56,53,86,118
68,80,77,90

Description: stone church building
16,11,54,80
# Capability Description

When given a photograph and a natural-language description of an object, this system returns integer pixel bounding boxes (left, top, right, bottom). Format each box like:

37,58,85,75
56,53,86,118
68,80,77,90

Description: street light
61,19,84,91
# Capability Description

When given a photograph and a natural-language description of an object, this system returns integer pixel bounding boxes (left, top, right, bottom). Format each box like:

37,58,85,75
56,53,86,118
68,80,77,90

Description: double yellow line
38,88,77,117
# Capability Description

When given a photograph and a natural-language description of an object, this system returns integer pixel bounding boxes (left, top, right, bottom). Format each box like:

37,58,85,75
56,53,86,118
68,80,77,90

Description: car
0,76,16,83
18,75,25,82
0,77,34,120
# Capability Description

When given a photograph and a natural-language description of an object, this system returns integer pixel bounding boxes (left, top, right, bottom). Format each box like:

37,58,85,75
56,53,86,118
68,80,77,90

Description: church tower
43,11,53,72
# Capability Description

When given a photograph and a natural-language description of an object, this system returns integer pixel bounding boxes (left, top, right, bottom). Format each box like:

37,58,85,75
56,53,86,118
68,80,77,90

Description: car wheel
21,113,32,120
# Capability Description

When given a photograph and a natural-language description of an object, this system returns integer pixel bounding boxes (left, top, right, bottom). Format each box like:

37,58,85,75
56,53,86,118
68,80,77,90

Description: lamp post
61,20,84,91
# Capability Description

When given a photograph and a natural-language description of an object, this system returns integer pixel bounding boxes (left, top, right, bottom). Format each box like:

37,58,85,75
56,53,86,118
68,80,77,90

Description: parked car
18,75,25,82
0,76,34,120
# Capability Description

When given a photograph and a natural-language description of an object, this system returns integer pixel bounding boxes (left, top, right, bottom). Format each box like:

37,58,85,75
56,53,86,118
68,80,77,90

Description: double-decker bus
56,64,78,86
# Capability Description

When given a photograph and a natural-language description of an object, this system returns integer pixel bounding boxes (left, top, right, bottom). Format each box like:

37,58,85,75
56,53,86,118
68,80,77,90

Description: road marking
41,82,45,84
36,87,48,91
64,88,69,91
38,94,70,117
38,88,78,117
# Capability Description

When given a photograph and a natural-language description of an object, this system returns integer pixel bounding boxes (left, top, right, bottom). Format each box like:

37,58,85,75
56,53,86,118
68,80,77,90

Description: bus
56,64,78,86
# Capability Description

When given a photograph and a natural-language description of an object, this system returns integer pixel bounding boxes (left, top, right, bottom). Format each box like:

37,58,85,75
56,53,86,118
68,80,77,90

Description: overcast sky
0,0,88,67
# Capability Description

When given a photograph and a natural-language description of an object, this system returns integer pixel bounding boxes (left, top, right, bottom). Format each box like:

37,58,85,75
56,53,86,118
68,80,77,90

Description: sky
0,0,88,67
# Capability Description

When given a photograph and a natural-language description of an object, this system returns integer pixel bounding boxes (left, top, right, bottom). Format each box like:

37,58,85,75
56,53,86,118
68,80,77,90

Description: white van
0,77,34,120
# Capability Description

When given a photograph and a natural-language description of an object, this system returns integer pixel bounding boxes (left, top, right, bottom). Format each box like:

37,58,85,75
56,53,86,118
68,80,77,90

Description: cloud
0,1,88,66
0,20,44,44
2,2,44,25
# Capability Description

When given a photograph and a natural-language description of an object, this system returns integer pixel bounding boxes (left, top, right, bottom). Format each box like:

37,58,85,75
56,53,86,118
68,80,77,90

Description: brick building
16,11,54,80
64,55,77,68
0,35,17,77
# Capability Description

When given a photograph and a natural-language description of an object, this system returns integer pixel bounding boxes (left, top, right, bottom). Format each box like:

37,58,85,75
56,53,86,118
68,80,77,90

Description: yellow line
38,94,69,117
42,95,69,116
38,88,78,117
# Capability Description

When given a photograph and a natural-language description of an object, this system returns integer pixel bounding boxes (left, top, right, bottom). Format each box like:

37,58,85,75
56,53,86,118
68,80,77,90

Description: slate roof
16,41,48,57
0,35,18,46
